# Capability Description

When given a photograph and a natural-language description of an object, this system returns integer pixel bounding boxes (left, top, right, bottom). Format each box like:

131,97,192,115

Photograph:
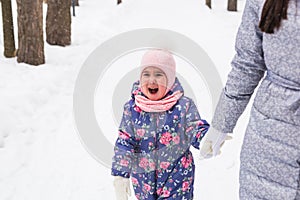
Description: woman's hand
200,127,232,159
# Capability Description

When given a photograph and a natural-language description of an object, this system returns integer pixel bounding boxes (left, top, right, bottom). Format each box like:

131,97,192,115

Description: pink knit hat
140,49,176,92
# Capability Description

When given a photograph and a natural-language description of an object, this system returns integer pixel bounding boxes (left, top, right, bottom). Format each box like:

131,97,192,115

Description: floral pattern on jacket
112,78,210,199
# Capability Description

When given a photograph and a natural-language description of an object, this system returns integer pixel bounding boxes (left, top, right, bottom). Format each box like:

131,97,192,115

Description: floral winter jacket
111,78,210,200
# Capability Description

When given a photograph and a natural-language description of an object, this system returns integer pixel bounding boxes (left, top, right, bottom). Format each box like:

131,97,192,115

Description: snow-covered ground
0,0,253,199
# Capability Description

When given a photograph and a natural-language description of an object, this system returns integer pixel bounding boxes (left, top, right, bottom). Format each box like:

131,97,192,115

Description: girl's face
140,66,168,101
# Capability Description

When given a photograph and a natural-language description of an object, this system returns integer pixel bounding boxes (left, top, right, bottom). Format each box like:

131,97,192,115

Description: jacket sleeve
111,102,137,178
185,99,210,149
212,0,267,133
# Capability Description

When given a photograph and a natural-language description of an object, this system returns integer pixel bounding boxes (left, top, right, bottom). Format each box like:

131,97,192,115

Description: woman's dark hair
259,0,290,33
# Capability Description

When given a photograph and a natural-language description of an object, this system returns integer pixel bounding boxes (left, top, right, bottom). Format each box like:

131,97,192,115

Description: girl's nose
149,76,156,84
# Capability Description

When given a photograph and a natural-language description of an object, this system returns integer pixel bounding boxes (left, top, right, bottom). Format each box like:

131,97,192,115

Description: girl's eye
155,73,163,77
142,73,150,77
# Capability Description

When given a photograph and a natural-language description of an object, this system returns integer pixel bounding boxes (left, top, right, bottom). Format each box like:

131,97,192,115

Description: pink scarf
135,90,183,112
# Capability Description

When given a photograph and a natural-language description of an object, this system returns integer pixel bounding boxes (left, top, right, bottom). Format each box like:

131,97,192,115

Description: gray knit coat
212,0,300,199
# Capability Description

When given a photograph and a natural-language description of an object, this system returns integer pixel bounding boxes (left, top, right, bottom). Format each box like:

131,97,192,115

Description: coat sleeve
212,0,267,133
111,102,137,178
185,99,210,149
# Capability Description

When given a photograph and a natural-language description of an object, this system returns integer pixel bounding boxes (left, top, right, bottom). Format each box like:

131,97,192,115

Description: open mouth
148,88,158,94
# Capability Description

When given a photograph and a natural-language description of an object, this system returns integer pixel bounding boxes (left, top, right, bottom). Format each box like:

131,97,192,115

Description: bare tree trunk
205,0,211,9
117,0,121,5
1,0,16,57
227,0,237,11
75,0,79,6
46,0,71,46
16,0,45,65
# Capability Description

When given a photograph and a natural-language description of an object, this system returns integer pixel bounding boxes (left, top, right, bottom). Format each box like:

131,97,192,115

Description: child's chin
148,96,158,101
149,95,164,101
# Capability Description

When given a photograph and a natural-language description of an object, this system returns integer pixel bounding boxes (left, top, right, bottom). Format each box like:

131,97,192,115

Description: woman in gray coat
200,0,300,199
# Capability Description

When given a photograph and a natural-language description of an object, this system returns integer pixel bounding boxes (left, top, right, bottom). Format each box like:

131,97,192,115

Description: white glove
113,176,131,200
200,127,232,159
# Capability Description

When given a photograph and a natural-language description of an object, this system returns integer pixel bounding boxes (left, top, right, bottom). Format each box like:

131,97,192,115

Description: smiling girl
111,49,209,200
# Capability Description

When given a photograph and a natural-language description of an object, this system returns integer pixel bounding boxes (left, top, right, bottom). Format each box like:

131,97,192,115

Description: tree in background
71,0,79,17
205,0,237,11
117,0,121,5
1,0,16,57
206,0,211,9
46,0,71,46
16,0,45,65
228,0,237,11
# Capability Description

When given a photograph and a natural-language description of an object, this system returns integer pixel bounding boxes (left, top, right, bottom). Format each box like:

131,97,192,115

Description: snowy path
0,0,248,199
